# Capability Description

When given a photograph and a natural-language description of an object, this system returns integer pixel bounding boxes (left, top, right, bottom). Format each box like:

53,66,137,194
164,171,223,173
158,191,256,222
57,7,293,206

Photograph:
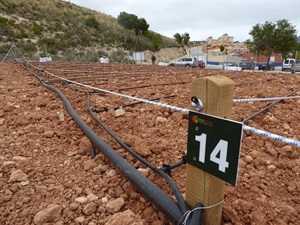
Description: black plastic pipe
35,75,184,224
115,81,190,91
22,62,204,224
87,94,189,214
91,95,177,113
189,203,203,225
243,90,298,123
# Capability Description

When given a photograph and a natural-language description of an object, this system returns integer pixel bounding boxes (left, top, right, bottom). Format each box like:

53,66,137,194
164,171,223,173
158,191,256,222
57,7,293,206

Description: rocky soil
0,62,299,225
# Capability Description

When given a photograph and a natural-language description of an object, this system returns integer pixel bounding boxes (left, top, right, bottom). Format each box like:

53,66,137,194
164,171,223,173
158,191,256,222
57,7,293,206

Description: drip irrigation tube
115,81,190,91
243,90,298,123
91,95,178,113
188,203,203,225
25,62,300,147
57,78,188,214
59,80,178,113
22,62,193,224
41,78,183,223
86,93,189,214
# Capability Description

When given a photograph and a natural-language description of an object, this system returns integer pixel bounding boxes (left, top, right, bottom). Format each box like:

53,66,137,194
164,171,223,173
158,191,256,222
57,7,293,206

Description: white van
282,58,295,71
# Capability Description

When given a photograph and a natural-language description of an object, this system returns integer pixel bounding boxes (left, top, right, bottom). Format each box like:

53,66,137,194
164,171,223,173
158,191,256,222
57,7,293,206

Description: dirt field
0,62,299,225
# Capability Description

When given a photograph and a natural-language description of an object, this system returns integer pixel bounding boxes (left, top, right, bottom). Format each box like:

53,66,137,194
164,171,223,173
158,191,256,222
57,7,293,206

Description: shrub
97,50,108,57
16,30,29,39
32,23,43,35
85,16,100,29
0,16,8,26
18,41,37,57
0,44,12,54
47,47,58,55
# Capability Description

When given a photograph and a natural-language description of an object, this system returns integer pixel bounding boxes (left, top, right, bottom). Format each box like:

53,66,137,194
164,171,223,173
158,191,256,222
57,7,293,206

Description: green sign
187,111,243,185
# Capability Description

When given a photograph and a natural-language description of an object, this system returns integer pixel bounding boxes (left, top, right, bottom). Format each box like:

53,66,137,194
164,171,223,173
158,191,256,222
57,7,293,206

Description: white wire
243,125,300,147
43,68,190,113
233,95,300,103
178,199,224,225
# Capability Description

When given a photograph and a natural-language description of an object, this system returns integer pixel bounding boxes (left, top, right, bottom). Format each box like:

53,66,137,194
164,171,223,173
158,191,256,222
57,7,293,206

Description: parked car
225,65,242,71
230,51,243,57
290,61,300,74
223,60,237,70
169,57,198,68
258,62,275,71
198,60,206,68
239,60,255,70
282,58,295,71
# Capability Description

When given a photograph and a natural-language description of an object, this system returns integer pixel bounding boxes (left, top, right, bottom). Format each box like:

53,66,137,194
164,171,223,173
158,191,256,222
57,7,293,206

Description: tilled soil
0,62,299,225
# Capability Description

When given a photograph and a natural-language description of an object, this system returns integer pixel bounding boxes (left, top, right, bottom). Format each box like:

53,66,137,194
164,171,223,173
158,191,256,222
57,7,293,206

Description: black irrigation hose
243,90,298,123
58,80,179,113
59,80,188,213
40,65,192,94
115,81,191,91
22,62,195,224
189,203,203,225
92,95,178,113
86,93,189,215
235,80,267,87
40,77,183,223
47,77,109,84
230,73,254,80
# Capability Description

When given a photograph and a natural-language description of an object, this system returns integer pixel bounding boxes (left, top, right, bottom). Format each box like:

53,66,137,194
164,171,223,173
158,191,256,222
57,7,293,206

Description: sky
64,0,300,42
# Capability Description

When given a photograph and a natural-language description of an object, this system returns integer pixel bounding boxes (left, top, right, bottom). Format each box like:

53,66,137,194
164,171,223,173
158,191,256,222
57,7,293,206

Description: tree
182,32,190,46
220,45,226,64
295,42,300,60
249,19,297,65
220,45,225,53
173,32,190,46
118,12,138,46
173,33,183,44
117,12,138,30
117,12,149,36
117,12,150,48
135,18,149,36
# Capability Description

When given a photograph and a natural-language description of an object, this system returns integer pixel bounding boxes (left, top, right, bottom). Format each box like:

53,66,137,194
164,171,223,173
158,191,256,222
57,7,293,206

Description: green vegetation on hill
0,0,179,61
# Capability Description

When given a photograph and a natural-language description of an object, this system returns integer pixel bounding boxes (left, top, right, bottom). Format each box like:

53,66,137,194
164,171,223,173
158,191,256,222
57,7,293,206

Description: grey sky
65,0,300,42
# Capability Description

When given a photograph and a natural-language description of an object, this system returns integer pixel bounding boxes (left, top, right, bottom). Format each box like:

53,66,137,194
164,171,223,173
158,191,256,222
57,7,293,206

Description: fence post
186,75,234,225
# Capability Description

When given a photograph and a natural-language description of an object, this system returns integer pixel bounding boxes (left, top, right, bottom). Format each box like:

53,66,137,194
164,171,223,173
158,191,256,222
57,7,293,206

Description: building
206,34,234,44
205,34,247,55
242,52,283,63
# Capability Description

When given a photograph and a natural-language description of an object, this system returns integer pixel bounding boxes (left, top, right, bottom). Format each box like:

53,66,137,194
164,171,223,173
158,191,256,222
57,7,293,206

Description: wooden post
186,75,234,225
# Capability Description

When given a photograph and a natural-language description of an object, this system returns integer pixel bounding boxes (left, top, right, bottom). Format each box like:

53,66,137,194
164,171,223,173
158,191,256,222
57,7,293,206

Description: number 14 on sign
196,133,229,173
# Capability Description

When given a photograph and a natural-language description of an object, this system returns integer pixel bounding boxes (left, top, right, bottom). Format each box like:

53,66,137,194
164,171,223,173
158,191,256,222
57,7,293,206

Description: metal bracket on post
191,96,203,111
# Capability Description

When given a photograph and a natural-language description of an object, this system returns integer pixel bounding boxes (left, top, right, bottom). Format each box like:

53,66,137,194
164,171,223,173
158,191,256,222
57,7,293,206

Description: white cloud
65,0,300,42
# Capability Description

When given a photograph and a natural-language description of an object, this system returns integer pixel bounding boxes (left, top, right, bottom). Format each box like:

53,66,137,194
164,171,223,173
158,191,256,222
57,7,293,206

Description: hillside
0,0,180,61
